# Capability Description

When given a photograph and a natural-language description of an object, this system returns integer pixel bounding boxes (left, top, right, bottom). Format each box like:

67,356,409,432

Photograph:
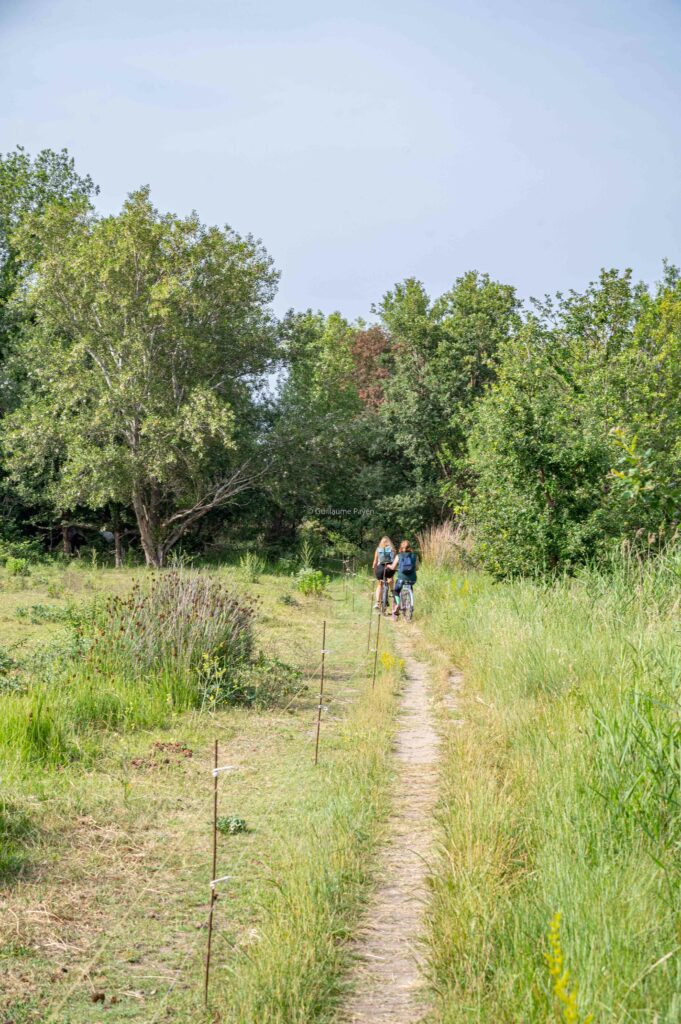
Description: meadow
0,557,401,1023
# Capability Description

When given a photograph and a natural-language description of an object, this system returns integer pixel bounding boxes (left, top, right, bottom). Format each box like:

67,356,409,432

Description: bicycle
378,566,392,615
396,581,414,621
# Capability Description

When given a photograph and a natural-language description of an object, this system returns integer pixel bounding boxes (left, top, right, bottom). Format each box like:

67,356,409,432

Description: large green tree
0,146,97,371
468,268,681,576
4,188,278,565
0,147,98,539
376,271,520,522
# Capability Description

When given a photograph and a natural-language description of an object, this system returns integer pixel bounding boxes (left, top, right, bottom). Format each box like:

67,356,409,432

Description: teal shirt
396,552,417,583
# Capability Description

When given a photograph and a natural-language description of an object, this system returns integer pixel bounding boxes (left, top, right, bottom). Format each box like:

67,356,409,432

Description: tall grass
420,550,681,1022
417,521,473,569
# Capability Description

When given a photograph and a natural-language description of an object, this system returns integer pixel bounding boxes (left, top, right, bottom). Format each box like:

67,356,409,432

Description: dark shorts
374,564,395,581
394,578,415,595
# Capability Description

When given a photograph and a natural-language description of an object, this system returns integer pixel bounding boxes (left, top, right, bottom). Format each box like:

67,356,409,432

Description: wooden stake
351,557,356,612
367,579,374,653
314,620,327,765
372,611,382,689
204,739,219,1006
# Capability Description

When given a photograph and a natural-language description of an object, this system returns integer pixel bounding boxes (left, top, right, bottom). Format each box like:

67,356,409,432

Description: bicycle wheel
401,585,414,621
380,572,389,615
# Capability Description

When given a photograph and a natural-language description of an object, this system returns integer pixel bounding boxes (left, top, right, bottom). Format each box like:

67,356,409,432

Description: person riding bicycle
390,540,417,618
372,535,396,609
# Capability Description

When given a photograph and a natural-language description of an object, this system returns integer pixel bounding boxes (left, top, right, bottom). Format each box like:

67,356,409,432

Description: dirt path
342,630,440,1023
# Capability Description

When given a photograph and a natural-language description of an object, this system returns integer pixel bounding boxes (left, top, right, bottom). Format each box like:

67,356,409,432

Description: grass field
418,553,681,1023
4,549,681,1023
0,561,401,1023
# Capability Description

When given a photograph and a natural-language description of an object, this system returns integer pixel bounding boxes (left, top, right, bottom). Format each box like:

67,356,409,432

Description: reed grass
416,521,474,569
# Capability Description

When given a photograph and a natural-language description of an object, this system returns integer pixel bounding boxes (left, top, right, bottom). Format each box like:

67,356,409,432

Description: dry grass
416,521,474,569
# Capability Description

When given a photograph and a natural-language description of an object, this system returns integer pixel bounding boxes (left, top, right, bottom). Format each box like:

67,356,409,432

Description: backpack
377,545,393,565
400,551,415,574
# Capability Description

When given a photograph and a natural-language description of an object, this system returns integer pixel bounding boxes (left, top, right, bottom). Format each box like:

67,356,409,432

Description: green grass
419,552,681,1023
0,563,400,1023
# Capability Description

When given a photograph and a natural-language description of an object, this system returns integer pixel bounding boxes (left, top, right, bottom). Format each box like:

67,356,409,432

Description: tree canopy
1,145,679,576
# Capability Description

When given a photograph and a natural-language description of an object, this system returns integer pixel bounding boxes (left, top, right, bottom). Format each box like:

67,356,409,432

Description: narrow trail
342,629,440,1023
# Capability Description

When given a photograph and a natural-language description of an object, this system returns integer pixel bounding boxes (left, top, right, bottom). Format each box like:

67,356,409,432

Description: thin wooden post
372,611,382,690
351,557,356,612
314,620,327,765
204,739,219,1006
367,579,374,653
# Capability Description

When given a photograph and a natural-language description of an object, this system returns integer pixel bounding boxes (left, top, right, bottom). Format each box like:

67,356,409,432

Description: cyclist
390,540,417,618
372,535,396,609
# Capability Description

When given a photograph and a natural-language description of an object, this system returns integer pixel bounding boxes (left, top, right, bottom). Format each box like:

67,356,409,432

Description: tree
0,146,98,370
264,311,403,548
0,148,98,540
466,269,678,576
377,271,520,520
4,188,278,565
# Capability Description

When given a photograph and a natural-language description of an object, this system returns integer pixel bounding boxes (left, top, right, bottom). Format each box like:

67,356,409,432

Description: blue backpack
400,551,415,574
377,545,394,565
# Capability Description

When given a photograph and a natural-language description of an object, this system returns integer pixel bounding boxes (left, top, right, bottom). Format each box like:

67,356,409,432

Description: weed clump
295,568,330,596
201,652,303,709
5,556,30,577
238,551,267,582
91,571,255,680
0,799,33,882
216,815,249,835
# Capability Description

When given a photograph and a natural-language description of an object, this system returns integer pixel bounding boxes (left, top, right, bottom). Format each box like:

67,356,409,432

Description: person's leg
392,578,402,616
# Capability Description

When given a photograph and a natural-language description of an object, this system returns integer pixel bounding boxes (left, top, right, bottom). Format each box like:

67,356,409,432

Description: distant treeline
1,147,679,574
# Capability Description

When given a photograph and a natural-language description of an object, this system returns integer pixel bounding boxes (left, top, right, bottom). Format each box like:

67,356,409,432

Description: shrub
5,557,30,577
0,538,43,565
295,567,330,596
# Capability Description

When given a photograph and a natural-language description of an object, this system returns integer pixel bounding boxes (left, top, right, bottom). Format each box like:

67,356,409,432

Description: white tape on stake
210,875,234,889
321,649,333,654
212,765,237,777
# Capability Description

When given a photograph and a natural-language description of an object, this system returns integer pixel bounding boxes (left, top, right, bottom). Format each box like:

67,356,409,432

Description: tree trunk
111,506,123,568
61,524,72,556
114,529,123,568
132,489,163,567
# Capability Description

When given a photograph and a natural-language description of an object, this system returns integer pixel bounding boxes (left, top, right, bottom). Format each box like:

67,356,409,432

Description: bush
0,538,43,566
5,557,30,577
295,567,330,596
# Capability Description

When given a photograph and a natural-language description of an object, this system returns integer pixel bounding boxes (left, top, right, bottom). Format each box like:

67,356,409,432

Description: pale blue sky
2,0,680,316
